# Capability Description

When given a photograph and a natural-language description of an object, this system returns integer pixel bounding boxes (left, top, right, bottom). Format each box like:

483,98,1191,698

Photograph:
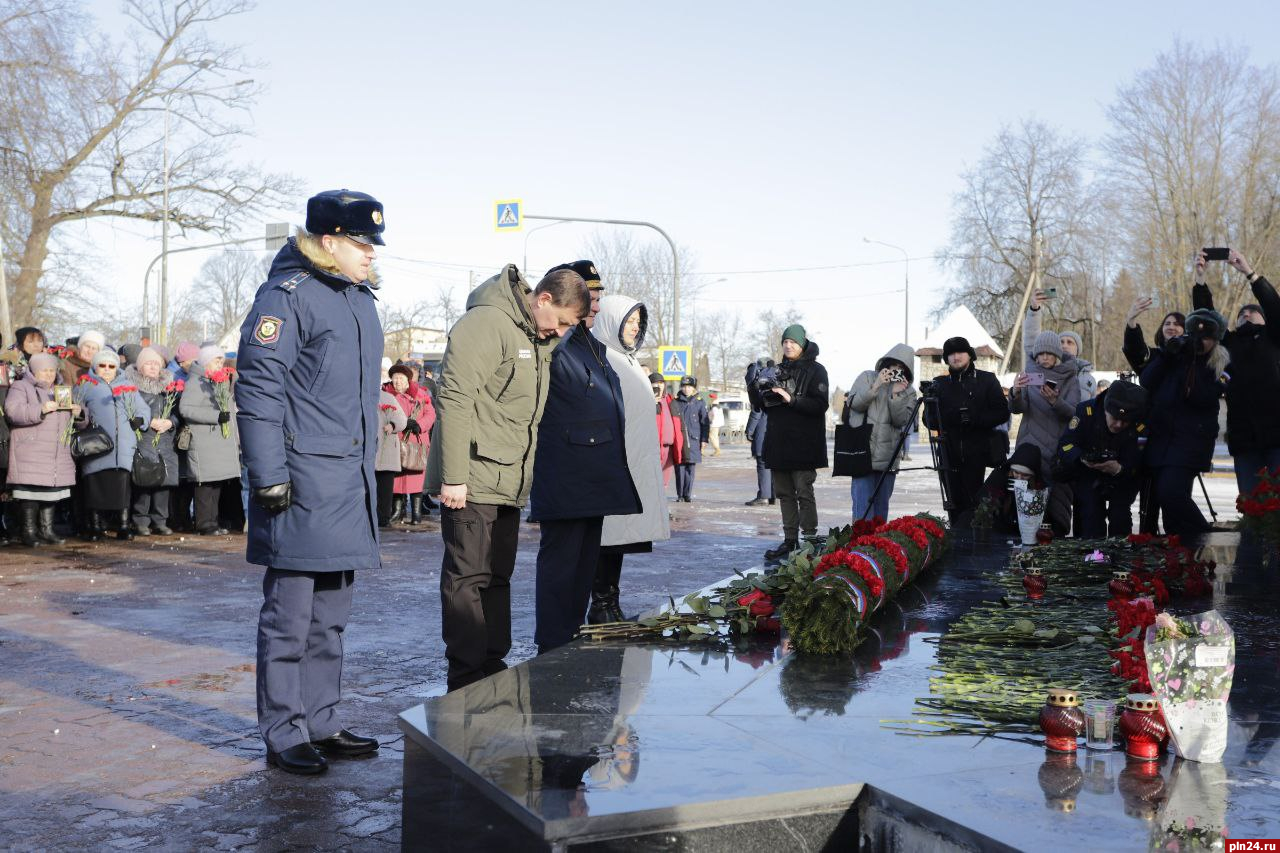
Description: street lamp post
864,237,909,343
525,214,679,341
522,219,570,275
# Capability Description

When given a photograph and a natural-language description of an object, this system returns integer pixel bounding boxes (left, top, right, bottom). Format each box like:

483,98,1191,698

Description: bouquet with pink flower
1144,609,1234,762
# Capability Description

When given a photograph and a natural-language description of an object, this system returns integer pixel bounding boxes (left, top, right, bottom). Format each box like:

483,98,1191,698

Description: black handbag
70,424,114,459
832,399,873,477
131,446,167,488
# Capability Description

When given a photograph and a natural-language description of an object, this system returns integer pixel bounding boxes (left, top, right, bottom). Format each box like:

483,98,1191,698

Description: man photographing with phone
1193,247,1280,498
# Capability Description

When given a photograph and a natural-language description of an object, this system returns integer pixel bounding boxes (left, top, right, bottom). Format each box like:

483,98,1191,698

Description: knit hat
150,343,171,362
93,348,120,369
1031,331,1062,360
120,343,142,365
174,341,200,364
198,344,223,364
28,352,59,373
1237,303,1264,322
1103,380,1148,422
1008,443,1041,477
781,324,807,347
1059,330,1083,355
942,337,976,360
1185,308,1228,341
136,346,166,368
79,330,105,349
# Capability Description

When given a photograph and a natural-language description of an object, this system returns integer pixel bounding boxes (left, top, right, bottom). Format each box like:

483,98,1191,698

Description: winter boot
37,504,66,545
763,539,797,565
19,501,41,548
408,493,422,525
81,510,103,542
602,585,625,622
116,510,135,541
389,495,405,525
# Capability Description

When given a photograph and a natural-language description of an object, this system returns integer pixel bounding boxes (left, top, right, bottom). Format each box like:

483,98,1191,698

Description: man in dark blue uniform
528,259,640,652
1053,380,1148,538
236,190,386,775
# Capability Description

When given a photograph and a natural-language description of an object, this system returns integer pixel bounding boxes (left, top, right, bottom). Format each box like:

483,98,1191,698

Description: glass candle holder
1083,697,1116,750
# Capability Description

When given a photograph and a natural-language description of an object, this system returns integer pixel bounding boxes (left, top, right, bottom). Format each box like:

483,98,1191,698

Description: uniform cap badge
371,210,383,226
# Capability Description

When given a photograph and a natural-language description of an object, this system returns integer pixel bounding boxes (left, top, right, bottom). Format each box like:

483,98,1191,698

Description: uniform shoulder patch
1062,443,1074,452
1068,416,1079,430
251,314,284,347
277,271,311,292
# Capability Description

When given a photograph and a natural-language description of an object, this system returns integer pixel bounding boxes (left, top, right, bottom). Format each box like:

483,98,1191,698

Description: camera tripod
856,390,955,521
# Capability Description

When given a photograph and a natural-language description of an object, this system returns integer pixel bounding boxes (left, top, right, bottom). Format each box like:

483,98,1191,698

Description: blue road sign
657,346,691,380
495,199,522,230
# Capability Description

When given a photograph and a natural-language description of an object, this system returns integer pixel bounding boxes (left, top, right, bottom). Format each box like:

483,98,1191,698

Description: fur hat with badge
546,259,602,291
1184,308,1228,341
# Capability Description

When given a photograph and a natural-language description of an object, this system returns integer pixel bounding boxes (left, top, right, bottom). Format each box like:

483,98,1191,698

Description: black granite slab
400,533,1280,850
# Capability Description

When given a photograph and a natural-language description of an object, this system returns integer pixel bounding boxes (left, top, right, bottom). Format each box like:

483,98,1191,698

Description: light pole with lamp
522,219,571,275
863,237,910,344
158,70,253,344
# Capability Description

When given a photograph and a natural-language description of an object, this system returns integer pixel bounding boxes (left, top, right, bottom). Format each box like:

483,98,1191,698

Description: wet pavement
0,442,1262,850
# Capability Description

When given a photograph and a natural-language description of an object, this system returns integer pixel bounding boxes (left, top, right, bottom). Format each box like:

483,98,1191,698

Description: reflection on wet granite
401,532,1280,849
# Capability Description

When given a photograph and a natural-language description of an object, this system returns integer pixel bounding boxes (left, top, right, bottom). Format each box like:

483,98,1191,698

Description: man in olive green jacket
427,264,590,691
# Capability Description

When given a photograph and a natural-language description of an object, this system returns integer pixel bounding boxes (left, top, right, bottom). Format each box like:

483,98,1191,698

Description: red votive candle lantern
1107,570,1136,601
1023,566,1047,600
1040,688,1085,753
1118,694,1167,761
1035,523,1054,545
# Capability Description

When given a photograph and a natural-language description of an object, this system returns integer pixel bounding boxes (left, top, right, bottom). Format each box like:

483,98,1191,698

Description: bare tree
579,230,700,348
702,309,751,388
754,306,804,361
1102,42,1280,320
168,249,267,341
937,118,1099,361
0,0,297,328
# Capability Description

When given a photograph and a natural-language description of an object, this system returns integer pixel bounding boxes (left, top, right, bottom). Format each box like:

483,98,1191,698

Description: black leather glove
218,411,231,424
252,482,292,514
129,416,145,431
405,417,420,436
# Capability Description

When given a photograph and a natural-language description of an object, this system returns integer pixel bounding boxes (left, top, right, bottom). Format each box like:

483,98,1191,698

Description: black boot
389,495,405,524
81,509,103,542
37,504,65,545
19,502,41,547
409,493,423,524
421,493,438,510
116,511,135,541
587,592,613,625
587,581,625,624
763,539,797,565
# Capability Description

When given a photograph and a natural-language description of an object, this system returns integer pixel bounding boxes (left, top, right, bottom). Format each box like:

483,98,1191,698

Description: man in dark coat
1053,380,1148,538
923,336,1010,524
743,359,774,507
1193,249,1280,498
669,376,709,502
235,190,386,775
762,325,829,562
528,260,640,653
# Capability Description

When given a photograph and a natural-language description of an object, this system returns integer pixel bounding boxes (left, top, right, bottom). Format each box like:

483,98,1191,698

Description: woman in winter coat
1024,294,1096,399
178,346,241,535
590,295,671,622
844,343,918,522
375,389,407,527
80,348,150,540
650,372,680,488
124,347,181,536
383,363,435,524
1009,331,1081,535
1122,296,1185,373
4,352,81,546
1140,308,1230,537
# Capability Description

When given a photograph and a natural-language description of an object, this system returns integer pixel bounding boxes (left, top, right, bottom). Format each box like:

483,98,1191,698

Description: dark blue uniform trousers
1074,474,1140,539
256,568,354,752
675,463,696,500
534,517,604,654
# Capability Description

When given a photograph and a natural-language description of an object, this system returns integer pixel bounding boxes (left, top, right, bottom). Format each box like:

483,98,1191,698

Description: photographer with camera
843,343,918,522
1009,332,1082,534
761,325,829,563
1193,249,1280,498
923,337,1009,523
1139,306,1230,537
1053,380,1148,538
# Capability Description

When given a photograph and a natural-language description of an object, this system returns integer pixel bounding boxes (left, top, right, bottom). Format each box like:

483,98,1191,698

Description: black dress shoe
744,497,767,506
266,743,328,775
312,729,379,757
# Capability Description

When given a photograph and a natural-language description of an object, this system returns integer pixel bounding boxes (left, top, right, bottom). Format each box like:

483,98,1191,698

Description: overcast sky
79,0,1280,383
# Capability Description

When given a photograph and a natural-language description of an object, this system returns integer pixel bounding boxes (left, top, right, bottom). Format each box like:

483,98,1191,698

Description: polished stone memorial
400,533,1280,850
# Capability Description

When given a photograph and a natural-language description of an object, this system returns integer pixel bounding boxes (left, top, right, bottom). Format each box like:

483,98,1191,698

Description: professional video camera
753,363,793,408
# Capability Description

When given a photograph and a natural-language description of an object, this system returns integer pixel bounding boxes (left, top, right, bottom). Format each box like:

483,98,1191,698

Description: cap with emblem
547,259,602,290
306,189,386,246
1103,380,1148,422
680,376,697,388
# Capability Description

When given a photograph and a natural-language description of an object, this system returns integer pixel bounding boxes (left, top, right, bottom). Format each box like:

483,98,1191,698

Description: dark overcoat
762,340,829,471
1139,348,1225,471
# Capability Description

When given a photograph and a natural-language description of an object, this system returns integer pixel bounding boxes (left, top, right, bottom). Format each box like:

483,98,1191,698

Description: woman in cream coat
588,295,671,622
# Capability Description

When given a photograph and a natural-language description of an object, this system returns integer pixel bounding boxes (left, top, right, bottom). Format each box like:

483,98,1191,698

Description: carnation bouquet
207,368,234,438
1144,609,1234,762
153,379,184,446
1237,465,1280,549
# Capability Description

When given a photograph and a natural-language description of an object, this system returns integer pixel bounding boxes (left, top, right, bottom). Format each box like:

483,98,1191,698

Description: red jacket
656,393,682,464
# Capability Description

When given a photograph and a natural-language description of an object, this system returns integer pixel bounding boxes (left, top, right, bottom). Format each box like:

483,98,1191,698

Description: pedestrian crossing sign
657,346,692,380
495,199,522,231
